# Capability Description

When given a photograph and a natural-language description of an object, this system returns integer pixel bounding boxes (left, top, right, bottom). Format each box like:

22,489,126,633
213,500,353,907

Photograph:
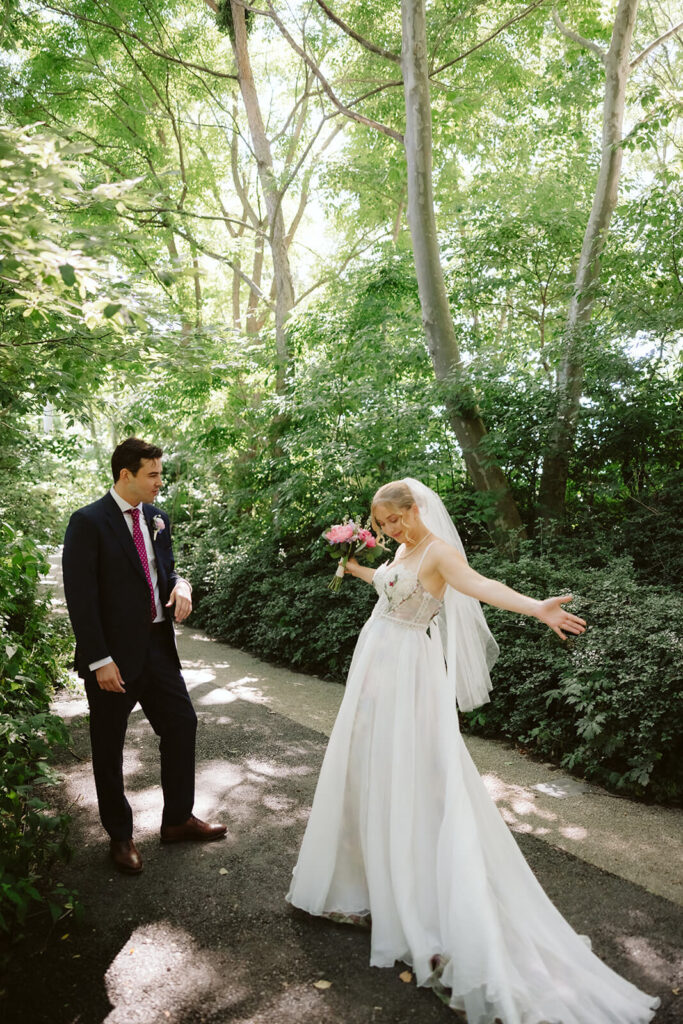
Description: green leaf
58,264,77,287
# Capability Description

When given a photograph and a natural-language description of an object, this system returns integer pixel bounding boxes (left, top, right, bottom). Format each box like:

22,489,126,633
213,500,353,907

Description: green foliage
190,527,376,680
0,524,76,939
215,0,255,41
462,548,683,804
186,500,683,806
0,0,678,864
0,125,151,345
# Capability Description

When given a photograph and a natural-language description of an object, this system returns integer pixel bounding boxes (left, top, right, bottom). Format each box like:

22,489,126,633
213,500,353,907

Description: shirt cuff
89,656,113,672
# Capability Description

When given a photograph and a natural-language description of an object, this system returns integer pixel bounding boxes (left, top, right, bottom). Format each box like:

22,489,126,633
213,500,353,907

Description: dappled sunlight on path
103,922,248,1023
8,555,678,1023
177,625,683,909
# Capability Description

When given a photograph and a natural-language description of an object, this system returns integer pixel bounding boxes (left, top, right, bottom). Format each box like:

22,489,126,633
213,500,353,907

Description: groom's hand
166,581,192,623
95,661,126,692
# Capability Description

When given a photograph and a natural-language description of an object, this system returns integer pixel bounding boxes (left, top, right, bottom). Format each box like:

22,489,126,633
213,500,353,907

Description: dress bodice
372,559,443,631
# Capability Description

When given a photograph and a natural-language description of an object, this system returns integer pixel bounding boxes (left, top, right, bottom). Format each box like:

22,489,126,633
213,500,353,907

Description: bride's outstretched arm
435,546,587,640
343,557,376,584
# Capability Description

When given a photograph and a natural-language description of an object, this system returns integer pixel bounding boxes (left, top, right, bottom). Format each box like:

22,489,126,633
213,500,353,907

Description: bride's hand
344,557,360,576
535,595,587,640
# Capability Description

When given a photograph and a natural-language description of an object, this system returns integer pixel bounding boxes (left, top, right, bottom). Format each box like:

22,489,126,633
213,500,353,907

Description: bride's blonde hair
371,481,419,546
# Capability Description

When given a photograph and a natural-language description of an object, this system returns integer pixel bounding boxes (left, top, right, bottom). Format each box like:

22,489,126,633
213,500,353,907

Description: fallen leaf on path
60,934,69,941
398,971,412,983
313,980,332,990
218,868,229,875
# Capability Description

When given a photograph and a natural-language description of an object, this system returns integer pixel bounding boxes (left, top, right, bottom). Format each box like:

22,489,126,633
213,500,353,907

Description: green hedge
189,531,683,805
462,550,683,805
190,529,376,680
0,525,76,941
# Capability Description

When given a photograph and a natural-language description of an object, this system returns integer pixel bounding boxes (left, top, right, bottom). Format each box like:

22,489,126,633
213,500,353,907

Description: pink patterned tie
126,508,157,620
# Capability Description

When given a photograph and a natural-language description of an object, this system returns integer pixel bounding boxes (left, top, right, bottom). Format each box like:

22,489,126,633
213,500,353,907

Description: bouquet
322,518,383,592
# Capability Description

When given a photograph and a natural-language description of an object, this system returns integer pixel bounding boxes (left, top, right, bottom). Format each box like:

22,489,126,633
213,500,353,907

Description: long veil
401,478,499,711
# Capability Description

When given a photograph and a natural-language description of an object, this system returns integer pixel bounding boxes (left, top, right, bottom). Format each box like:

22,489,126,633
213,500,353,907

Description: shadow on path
1,649,681,1023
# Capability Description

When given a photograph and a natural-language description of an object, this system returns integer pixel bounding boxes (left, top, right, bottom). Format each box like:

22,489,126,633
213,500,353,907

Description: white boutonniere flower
152,515,165,541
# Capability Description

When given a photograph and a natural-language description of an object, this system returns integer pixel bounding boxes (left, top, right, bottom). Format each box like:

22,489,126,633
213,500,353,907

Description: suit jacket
62,492,181,681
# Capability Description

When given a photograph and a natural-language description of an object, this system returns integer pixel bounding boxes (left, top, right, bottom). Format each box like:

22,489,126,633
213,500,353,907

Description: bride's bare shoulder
428,537,466,565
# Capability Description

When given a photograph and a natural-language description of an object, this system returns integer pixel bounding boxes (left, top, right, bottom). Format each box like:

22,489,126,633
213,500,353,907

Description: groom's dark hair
111,437,163,481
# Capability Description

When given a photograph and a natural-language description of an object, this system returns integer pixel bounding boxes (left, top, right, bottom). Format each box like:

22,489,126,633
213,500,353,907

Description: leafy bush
464,548,683,804
189,531,682,805
0,524,76,940
190,527,376,681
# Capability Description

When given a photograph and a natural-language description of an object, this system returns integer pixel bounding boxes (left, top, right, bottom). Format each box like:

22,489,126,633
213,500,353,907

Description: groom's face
117,458,163,507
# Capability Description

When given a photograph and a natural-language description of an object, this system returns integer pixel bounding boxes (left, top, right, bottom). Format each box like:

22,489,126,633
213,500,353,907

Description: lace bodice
372,557,443,631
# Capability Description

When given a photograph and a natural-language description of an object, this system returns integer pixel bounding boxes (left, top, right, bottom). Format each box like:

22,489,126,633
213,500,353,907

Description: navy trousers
84,624,197,840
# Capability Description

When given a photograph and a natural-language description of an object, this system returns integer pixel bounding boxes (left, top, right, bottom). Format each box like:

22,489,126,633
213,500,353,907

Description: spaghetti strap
415,539,437,574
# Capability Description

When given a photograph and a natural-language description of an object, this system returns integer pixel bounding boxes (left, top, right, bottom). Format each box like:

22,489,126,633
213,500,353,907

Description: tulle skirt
287,614,659,1024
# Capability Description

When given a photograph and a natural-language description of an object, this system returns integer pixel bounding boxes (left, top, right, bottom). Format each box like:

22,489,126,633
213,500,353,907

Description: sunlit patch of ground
103,922,249,1023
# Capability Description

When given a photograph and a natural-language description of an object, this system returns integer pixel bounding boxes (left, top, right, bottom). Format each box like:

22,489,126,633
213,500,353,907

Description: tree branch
631,19,683,69
551,7,607,61
232,0,403,142
433,0,550,75
314,0,400,63
224,96,263,229
292,228,392,305
40,2,238,80
126,205,261,233
171,225,272,306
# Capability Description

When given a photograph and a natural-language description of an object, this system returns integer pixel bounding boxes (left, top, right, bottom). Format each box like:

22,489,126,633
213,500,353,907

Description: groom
62,437,226,874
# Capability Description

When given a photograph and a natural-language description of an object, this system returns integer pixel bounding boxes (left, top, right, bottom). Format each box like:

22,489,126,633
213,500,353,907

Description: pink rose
358,528,376,548
325,523,355,544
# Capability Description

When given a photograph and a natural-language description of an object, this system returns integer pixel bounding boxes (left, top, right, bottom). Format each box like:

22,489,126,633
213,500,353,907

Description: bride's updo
371,480,419,545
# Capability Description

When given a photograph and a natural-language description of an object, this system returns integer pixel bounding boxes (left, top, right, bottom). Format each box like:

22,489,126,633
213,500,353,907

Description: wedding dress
287,532,660,1023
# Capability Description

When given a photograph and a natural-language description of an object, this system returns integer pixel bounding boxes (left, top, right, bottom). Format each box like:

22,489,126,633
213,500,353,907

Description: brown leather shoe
109,839,143,874
160,815,227,843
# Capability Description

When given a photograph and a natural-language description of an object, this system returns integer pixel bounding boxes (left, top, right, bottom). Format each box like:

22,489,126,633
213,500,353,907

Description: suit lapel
102,493,146,582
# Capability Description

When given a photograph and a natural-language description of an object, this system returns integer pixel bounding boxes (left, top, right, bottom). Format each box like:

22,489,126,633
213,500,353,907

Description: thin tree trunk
165,231,193,337
246,230,265,335
230,0,295,392
232,256,242,329
401,0,525,546
539,0,640,522
392,192,405,244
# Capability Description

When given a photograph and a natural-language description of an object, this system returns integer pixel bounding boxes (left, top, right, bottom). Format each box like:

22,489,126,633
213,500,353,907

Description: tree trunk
232,255,242,329
165,231,194,338
230,0,295,392
246,230,265,335
400,0,526,546
538,0,640,522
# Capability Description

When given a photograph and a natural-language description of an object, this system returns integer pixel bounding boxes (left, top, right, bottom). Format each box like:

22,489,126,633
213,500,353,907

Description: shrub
190,527,376,680
189,531,682,805
464,549,683,804
0,524,76,940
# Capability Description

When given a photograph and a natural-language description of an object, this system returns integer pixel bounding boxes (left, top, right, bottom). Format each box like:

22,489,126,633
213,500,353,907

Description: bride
287,479,659,1023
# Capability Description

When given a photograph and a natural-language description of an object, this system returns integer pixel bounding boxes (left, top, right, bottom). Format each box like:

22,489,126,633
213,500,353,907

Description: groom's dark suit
63,492,197,841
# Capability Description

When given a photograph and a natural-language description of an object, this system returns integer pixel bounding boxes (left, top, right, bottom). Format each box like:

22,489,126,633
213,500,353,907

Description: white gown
287,548,660,1024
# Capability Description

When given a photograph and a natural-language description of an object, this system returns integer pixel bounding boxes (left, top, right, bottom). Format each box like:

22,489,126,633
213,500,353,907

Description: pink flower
325,523,355,544
358,528,376,548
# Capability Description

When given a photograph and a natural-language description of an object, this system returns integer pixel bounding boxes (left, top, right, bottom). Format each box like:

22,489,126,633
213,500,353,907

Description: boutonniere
152,515,165,541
